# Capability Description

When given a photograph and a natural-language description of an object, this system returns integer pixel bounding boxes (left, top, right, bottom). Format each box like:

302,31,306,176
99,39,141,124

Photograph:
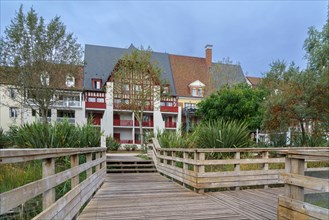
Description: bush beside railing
0,147,106,219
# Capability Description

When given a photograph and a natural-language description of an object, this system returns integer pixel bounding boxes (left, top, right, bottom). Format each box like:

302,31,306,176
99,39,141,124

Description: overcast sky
1,1,327,77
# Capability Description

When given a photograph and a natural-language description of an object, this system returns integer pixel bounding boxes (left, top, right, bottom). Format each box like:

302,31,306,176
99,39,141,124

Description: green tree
262,7,329,146
111,48,161,146
197,83,266,131
0,5,83,123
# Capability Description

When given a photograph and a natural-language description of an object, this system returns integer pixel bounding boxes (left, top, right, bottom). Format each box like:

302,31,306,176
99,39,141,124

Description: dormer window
162,86,169,94
40,72,49,86
92,79,102,89
189,80,205,97
66,75,75,87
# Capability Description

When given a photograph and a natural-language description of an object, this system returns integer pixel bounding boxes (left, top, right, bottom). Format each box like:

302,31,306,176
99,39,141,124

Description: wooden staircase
107,155,157,173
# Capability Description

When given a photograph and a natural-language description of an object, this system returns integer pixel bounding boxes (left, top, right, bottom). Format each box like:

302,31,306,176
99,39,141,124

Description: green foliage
292,133,329,147
0,5,83,124
193,119,250,149
0,128,11,148
197,83,266,130
106,136,121,151
7,120,101,148
262,10,329,146
157,130,191,148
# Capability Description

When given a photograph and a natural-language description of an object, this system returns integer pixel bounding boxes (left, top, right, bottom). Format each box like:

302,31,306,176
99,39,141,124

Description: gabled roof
170,54,209,97
246,76,262,88
84,44,176,95
210,62,246,90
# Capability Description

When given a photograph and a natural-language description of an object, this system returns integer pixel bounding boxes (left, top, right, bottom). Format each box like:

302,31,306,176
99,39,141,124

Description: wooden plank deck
78,173,284,220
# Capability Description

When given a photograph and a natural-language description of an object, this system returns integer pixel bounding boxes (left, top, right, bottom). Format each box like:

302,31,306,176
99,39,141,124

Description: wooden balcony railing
0,147,106,219
165,122,176,128
113,119,133,126
148,138,329,194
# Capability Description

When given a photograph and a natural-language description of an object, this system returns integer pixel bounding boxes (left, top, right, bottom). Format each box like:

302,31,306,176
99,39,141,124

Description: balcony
135,121,154,127
56,117,75,124
55,100,81,108
113,119,133,126
85,91,106,109
165,122,177,128
160,106,178,113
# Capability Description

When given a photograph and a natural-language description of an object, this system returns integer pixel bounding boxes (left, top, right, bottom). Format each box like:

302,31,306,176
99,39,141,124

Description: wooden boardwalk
78,173,285,220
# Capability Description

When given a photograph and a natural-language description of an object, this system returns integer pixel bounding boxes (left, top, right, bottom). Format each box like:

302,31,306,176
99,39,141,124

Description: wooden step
107,168,157,173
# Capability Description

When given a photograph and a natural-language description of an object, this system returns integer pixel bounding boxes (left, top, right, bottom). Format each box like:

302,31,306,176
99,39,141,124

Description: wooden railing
0,147,106,219
149,138,328,194
278,149,329,220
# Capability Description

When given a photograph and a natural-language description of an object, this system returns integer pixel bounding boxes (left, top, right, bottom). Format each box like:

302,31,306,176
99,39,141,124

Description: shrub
106,136,121,151
0,128,11,149
157,130,189,148
194,119,250,149
7,121,101,148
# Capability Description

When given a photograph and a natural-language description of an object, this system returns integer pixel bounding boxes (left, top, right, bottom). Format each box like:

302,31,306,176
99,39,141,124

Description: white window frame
10,107,18,118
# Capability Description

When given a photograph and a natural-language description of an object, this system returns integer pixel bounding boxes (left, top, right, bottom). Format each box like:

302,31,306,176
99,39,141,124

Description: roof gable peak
189,80,205,87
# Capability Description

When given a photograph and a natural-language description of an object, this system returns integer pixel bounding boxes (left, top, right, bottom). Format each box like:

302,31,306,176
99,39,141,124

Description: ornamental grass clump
194,119,250,149
7,120,101,148
157,130,189,148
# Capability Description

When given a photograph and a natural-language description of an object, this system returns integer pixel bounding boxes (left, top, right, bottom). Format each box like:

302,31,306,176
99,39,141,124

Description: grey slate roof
84,44,176,95
210,62,246,89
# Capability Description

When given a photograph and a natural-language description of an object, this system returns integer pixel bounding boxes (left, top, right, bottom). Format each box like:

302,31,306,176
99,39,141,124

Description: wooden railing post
172,151,176,167
285,156,305,201
262,151,269,189
71,154,79,188
163,151,167,165
86,153,92,176
194,151,205,193
183,152,188,187
234,152,240,190
96,152,101,171
42,158,55,210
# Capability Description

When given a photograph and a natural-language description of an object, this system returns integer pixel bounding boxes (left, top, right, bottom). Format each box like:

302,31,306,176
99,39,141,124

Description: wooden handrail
149,138,329,194
278,149,329,219
0,147,107,219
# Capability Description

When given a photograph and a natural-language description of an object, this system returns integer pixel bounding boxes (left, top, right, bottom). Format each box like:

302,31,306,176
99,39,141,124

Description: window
122,84,129,93
88,97,96,102
192,88,197,96
97,98,105,103
92,79,102,89
197,88,203,97
134,85,141,93
57,110,75,118
32,109,37,116
162,86,169,94
66,75,75,87
184,103,196,109
40,72,50,86
10,107,18,118
8,88,17,99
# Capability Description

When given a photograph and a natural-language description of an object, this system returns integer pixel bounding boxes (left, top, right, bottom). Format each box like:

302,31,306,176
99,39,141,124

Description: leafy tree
111,48,161,146
197,83,266,130
262,8,329,146
0,5,83,123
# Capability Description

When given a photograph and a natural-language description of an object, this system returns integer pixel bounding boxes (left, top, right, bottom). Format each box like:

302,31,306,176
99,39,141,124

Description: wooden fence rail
149,138,328,193
0,147,107,219
278,150,329,220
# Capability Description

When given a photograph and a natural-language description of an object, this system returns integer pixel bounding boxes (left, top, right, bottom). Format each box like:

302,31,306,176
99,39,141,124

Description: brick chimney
205,44,213,69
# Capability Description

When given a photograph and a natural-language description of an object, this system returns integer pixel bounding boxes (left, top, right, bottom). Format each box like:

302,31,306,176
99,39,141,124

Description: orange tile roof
170,55,209,97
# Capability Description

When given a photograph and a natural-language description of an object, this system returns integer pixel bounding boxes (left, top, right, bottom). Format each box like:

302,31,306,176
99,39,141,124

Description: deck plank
78,173,285,220
78,173,243,220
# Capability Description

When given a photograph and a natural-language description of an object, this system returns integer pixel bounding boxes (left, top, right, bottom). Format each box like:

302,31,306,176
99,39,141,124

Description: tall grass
194,119,250,148
7,120,102,148
157,130,190,148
